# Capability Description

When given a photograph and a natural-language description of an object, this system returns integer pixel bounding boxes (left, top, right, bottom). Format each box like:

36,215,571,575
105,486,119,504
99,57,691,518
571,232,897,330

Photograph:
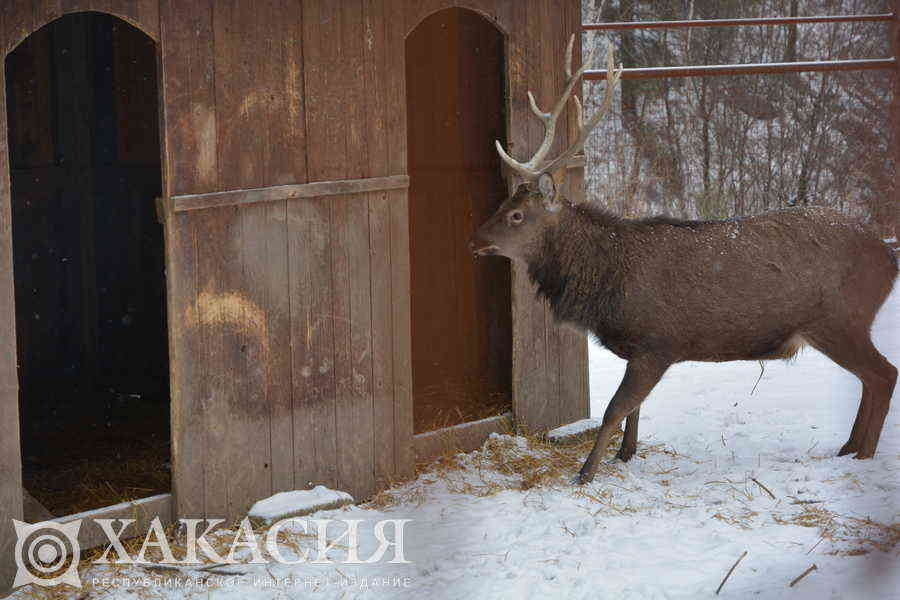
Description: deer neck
526,204,619,321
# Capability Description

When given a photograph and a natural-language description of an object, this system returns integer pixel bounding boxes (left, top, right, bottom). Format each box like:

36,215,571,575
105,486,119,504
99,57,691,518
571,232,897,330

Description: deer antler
495,37,623,180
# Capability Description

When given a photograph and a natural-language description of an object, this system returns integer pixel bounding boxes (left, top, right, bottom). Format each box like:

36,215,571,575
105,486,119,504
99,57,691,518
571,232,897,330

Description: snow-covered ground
11,286,899,599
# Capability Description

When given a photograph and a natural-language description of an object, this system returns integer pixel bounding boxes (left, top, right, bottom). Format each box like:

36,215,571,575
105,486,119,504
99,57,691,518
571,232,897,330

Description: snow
9,287,899,600
247,486,354,526
546,417,602,442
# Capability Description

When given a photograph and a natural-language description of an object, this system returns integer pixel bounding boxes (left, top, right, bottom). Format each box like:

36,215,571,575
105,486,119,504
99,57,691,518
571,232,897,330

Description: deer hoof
571,471,594,485
838,439,861,456
616,446,636,462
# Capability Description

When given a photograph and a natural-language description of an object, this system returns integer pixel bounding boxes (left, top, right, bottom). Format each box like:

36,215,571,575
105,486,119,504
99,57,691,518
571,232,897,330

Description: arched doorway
5,12,168,516
406,8,512,433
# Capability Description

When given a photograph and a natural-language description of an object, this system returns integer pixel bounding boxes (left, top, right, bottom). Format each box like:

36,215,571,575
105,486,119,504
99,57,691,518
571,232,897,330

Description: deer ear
538,173,560,212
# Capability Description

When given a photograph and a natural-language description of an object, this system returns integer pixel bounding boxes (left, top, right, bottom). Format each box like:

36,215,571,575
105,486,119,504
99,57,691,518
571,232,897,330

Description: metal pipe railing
583,14,893,30
584,58,896,80
582,13,896,79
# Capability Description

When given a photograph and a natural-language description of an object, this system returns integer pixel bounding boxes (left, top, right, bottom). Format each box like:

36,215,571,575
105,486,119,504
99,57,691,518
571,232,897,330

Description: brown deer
470,37,898,484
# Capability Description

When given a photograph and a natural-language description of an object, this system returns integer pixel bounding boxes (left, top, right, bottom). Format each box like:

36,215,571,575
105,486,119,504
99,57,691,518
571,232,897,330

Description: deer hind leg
805,328,897,459
616,408,640,462
576,357,668,483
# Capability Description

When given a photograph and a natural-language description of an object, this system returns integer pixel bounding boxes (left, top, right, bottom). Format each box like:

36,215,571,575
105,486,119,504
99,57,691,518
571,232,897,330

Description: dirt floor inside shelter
20,390,170,517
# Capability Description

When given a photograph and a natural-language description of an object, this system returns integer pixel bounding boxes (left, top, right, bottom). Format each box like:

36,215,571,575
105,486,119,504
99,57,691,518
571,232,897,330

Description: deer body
471,37,898,482
529,204,896,365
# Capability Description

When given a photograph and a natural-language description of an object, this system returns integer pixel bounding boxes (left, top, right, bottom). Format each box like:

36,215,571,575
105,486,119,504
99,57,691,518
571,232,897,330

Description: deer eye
508,210,524,225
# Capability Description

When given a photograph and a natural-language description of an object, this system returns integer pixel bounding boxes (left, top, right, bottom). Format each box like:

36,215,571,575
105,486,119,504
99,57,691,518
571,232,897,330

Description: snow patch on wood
547,418,602,443
247,486,354,526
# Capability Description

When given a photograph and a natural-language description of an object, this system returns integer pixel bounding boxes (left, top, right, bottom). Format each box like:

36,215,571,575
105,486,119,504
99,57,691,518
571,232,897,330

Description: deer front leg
617,408,640,462
576,357,669,484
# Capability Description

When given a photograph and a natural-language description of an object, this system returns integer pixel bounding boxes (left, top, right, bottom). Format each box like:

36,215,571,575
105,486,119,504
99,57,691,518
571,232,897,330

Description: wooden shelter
0,0,588,590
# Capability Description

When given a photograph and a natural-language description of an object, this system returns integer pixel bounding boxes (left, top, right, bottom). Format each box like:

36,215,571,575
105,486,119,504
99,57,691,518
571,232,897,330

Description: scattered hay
414,378,512,434
774,505,900,556
712,509,759,530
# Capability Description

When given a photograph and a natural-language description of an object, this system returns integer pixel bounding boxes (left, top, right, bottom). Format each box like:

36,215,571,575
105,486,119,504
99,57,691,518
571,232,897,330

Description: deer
470,36,898,484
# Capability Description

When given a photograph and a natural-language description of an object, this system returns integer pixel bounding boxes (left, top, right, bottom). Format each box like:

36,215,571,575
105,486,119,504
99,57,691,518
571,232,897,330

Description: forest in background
580,0,896,235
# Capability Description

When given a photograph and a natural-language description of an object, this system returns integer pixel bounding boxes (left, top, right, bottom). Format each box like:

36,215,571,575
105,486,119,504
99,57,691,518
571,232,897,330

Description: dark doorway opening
406,8,513,434
5,12,168,517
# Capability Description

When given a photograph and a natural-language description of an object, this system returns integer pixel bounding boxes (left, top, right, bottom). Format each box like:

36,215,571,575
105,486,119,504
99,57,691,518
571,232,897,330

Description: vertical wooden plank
558,0,590,426
160,0,216,197
162,210,203,518
159,0,215,519
0,61,24,598
509,0,552,434
368,190,394,486
541,0,562,431
893,3,900,238
388,186,413,478
263,0,304,494
303,0,346,181
332,0,376,500
387,0,412,479
332,193,376,500
227,203,277,516
267,0,305,185
210,0,274,519
194,207,241,521
254,200,294,495
288,197,337,489
214,0,263,191
292,0,341,492
364,0,395,487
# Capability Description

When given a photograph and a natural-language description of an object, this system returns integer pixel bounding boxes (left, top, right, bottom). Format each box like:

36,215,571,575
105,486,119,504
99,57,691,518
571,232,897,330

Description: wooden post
0,59,25,598
892,2,900,238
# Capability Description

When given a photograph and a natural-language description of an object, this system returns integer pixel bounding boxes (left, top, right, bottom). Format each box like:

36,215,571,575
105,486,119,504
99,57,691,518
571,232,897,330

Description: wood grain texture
364,0,396,488
164,209,204,519
193,206,240,521
385,0,413,480
389,188,414,479
159,0,216,196
288,196,337,489
159,0,214,520
0,64,23,597
333,0,377,501
57,493,173,553
558,0,589,426
266,0,305,185
172,176,409,212
413,412,513,463
510,0,552,434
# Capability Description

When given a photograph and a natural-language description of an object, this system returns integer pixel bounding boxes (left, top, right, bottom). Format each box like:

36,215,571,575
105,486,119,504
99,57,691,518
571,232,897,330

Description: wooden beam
585,58,895,80
172,175,410,212
413,413,514,464
55,493,173,554
584,14,894,30
893,3,900,238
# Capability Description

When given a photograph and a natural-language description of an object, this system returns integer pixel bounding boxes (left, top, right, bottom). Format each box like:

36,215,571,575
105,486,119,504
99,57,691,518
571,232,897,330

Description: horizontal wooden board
172,175,410,212
57,493,173,554
413,412,513,463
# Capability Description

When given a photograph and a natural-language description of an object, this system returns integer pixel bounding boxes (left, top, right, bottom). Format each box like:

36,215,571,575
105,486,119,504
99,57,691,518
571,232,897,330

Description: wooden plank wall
0,1,587,541
160,0,417,520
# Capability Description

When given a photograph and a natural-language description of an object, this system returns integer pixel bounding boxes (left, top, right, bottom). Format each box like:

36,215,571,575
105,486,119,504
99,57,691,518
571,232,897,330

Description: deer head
470,36,622,263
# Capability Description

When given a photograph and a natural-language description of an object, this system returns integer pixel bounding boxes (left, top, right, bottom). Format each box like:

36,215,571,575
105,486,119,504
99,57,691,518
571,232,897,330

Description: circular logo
13,519,83,589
